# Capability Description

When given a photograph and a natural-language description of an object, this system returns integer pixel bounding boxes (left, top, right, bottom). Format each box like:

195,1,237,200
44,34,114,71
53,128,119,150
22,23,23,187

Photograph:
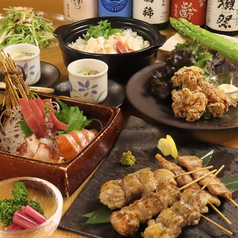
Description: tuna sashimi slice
19,98,44,138
28,99,47,136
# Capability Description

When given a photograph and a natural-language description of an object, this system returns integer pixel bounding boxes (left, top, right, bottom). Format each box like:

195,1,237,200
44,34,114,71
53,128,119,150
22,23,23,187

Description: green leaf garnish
55,99,91,134
220,177,238,193
83,20,123,41
84,205,111,224
17,120,32,136
196,150,214,166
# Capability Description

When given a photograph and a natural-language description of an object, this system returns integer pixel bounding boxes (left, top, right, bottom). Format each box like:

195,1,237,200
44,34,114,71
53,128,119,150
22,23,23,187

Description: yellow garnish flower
157,135,178,159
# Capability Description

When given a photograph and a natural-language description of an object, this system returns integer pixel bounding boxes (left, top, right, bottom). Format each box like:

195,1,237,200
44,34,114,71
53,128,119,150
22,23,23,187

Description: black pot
54,17,166,83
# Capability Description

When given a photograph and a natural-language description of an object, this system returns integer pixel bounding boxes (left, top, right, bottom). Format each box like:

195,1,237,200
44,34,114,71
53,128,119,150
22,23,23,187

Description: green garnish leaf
84,20,123,41
220,177,238,192
17,120,33,136
82,211,95,218
55,99,91,134
84,206,111,224
196,150,214,166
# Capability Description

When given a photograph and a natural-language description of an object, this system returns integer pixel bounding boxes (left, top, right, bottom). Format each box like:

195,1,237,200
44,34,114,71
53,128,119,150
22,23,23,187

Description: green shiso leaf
54,99,91,134
84,206,111,224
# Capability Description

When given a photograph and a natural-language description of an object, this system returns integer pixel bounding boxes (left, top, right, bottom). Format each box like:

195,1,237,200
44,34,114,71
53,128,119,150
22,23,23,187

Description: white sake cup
3,43,41,85
67,58,108,103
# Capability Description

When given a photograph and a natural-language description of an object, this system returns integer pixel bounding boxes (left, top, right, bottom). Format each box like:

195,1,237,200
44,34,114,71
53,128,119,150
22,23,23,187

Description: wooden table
1,2,238,237
39,33,238,238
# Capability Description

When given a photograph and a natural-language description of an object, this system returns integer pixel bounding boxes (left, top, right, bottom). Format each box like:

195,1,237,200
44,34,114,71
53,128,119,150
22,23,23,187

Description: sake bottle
206,0,238,36
64,0,98,21
133,0,170,30
98,0,132,17
170,0,207,26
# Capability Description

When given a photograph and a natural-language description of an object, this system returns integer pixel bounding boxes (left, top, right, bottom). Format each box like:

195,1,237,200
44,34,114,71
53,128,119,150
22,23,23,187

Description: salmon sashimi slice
57,134,81,160
57,129,98,160
69,130,98,148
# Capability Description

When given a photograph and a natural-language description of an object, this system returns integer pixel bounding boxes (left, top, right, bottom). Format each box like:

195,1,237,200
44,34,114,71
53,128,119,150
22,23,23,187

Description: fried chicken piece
171,66,204,91
171,88,208,122
170,66,237,122
200,81,237,117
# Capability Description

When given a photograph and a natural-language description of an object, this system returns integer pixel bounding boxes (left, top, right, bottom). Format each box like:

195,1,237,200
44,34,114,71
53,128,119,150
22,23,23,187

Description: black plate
53,79,126,107
59,116,238,238
0,61,60,88
126,62,238,130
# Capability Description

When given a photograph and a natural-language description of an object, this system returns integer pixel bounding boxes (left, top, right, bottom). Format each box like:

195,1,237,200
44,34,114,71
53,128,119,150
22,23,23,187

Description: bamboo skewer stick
201,214,233,235
190,166,234,235
208,201,232,225
226,196,238,208
177,166,232,225
200,165,225,191
179,169,217,191
174,165,214,178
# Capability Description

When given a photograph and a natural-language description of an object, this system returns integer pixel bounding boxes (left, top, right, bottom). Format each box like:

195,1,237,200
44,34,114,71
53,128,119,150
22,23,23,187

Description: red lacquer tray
0,93,123,197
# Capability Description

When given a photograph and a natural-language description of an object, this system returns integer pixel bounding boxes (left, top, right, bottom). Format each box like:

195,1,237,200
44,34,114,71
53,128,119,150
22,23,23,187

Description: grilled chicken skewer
156,154,221,209
143,189,204,238
143,163,233,238
177,155,232,198
111,183,180,236
110,169,180,236
99,168,176,209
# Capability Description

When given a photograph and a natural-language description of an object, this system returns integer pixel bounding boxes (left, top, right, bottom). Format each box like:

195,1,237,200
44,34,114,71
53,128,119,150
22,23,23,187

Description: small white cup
3,43,41,85
67,58,108,103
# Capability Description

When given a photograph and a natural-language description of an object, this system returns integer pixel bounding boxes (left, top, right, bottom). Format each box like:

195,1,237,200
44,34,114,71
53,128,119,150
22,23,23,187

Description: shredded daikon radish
0,106,25,154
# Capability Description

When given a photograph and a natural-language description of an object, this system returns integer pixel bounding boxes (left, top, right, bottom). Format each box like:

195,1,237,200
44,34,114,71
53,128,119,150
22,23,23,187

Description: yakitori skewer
110,168,218,236
99,167,177,209
143,163,233,238
177,155,238,207
156,154,233,224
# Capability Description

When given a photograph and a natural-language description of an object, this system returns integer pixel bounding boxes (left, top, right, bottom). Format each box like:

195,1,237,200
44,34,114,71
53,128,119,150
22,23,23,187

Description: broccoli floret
120,150,136,166
0,182,44,227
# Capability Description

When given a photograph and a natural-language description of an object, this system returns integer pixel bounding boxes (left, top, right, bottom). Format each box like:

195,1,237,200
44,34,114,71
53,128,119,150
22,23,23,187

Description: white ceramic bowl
0,177,63,238
3,43,41,85
67,58,108,103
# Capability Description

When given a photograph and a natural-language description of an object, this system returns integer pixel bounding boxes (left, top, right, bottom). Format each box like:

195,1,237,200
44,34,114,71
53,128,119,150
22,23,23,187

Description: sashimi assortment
1,97,98,163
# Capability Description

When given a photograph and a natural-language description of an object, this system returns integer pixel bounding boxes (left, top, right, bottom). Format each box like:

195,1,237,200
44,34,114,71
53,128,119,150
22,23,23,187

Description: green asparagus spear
170,17,238,62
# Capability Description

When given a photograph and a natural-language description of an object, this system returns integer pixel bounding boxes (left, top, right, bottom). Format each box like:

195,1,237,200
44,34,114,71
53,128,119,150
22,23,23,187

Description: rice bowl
68,29,150,54
54,17,166,82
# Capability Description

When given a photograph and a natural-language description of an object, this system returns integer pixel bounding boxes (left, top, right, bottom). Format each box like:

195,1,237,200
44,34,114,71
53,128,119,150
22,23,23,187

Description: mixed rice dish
68,29,150,54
